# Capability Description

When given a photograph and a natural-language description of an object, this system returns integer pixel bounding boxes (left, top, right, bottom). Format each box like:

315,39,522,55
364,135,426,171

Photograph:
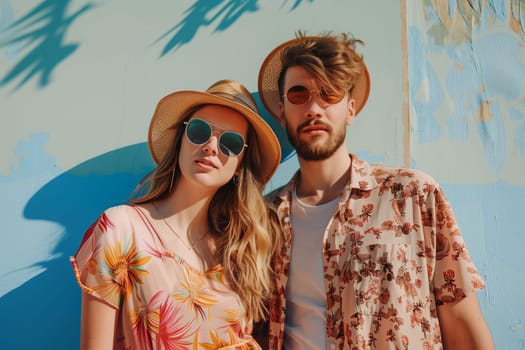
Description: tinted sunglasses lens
286,85,310,104
220,132,245,156
186,119,245,157
321,91,344,104
287,85,344,104
186,119,211,144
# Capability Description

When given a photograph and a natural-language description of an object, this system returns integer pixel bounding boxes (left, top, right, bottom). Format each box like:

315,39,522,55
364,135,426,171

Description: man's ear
346,98,356,126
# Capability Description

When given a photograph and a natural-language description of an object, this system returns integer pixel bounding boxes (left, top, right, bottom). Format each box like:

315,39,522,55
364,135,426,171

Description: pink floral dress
71,205,260,349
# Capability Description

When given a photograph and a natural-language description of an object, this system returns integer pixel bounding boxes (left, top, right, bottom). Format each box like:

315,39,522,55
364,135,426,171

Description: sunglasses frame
283,85,345,105
183,118,248,157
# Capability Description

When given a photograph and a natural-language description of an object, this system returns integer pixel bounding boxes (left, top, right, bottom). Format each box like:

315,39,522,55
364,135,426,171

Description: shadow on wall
155,0,314,56
156,0,259,56
0,143,153,349
0,101,293,348
0,0,94,91
0,0,314,91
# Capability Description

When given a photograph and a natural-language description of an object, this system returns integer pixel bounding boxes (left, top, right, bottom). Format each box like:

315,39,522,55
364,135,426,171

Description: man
257,32,494,349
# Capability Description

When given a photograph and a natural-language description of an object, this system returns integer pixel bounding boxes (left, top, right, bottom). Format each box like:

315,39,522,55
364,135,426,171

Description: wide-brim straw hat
148,79,281,184
258,36,371,119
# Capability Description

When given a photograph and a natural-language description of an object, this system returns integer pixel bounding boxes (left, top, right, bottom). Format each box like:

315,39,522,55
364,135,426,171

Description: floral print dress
71,205,260,349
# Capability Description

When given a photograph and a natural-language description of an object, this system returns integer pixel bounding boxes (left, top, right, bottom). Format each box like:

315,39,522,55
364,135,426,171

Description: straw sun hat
148,79,281,184
258,36,371,119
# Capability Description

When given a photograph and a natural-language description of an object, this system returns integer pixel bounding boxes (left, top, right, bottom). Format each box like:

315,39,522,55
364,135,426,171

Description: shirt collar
274,153,379,206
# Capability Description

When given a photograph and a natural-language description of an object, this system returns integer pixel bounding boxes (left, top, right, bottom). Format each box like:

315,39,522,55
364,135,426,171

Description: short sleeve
428,185,486,306
70,206,150,308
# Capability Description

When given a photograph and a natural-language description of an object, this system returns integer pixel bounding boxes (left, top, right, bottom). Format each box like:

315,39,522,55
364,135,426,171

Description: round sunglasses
184,118,247,157
283,85,344,105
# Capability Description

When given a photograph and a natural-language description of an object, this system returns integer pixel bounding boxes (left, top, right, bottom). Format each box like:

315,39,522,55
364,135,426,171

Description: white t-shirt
284,189,339,350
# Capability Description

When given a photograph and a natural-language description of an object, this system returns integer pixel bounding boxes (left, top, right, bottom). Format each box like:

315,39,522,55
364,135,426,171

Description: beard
285,119,347,161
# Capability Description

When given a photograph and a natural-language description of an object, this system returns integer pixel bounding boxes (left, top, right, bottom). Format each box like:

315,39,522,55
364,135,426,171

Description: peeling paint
518,123,525,155
410,2,525,177
511,321,523,332
477,99,494,122
510,0,525,35
425,0,525,45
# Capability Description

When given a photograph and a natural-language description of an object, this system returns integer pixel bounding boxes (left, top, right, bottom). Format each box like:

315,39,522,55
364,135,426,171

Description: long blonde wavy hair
132,104,278,323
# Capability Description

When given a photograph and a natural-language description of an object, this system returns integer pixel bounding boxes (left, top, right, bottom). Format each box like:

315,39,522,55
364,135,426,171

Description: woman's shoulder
103,203,137,216
97,204,144,228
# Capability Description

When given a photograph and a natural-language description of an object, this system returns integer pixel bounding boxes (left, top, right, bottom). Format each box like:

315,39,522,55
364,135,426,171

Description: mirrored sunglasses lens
186,119,211,144
220,132,245,156
286,86,310,104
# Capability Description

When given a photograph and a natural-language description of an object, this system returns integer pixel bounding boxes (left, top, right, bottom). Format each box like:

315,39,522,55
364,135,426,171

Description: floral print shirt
266,155,485,350
71,205,260,350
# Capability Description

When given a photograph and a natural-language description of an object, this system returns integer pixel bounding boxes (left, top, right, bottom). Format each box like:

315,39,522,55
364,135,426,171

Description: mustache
297,120,332,133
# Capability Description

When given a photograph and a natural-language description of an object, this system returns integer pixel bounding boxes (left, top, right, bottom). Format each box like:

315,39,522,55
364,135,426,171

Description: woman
71,80,281,349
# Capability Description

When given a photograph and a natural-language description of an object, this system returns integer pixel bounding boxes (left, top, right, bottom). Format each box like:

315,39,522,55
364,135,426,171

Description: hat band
211,91,257,113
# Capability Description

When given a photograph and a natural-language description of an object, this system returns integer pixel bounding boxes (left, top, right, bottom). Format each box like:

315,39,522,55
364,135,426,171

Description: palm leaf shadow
156,0,258,56
155,0,315,56
0,0,94,91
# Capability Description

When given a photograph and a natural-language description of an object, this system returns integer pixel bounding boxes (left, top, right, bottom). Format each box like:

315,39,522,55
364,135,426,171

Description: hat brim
148,90,281,184
258,36,371,119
